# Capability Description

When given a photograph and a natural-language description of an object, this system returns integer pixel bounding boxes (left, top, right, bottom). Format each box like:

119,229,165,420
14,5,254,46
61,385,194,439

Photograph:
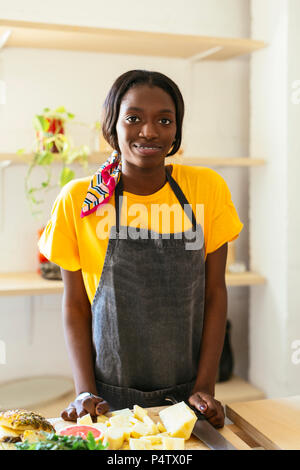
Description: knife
165,396,237,451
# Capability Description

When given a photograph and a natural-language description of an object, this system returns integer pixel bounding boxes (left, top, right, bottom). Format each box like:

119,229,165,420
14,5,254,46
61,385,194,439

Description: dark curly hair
101,70,184,157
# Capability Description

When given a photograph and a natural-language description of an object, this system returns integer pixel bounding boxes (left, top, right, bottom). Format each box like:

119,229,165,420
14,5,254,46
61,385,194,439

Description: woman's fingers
60,395,110,422
95,400,109,415
188,392,225,428
60,406,77,422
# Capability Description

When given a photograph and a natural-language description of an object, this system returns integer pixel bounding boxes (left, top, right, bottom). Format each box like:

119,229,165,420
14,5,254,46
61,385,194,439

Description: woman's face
116,85,177,169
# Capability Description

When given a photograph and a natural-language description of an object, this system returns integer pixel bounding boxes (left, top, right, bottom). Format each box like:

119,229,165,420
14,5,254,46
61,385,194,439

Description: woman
38,70,243,428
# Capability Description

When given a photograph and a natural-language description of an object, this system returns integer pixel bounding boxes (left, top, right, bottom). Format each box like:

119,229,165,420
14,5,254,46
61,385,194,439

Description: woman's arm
194,242,228,394
61,268,97,395
188,242,228,427
60,268,108,420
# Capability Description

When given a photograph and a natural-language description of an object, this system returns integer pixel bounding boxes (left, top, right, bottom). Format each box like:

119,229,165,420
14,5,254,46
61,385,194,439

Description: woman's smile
132,143,163,156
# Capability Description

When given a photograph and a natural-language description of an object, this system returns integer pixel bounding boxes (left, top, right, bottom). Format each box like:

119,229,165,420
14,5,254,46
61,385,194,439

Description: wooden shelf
0,19,266,60
225,271,266,286
0,271,266,297
0,152,266,167
215,376,265,404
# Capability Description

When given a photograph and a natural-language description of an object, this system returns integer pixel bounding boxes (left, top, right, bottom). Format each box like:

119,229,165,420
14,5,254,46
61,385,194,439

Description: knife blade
165,396,237,450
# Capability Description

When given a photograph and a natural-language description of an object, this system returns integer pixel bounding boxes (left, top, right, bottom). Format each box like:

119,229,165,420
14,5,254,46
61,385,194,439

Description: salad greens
15,431,108,451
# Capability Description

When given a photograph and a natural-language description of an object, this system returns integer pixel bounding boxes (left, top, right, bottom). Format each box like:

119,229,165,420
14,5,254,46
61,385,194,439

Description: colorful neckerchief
80,150,122,218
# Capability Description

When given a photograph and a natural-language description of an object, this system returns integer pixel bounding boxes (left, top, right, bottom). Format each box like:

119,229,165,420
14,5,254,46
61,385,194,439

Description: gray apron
91,168,205,410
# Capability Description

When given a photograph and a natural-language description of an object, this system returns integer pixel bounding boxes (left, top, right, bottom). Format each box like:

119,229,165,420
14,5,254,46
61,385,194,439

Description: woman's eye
159,118,172,125
126,116,140,123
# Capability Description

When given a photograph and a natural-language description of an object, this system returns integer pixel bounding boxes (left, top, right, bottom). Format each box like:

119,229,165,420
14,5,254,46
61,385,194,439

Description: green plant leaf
36,151,54,166
33,115,50,133
86,432,96,450
55,106,66,114
43,107,51,113
67,112,75,119
59,167,75,187
17,148,26,155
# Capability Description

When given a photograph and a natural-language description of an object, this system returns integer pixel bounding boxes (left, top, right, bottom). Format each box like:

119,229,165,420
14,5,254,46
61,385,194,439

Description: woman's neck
120,161,172,196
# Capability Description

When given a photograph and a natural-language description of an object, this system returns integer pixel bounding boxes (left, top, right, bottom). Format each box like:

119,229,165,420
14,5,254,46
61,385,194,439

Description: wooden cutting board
226,395,300,450
50,405,251,450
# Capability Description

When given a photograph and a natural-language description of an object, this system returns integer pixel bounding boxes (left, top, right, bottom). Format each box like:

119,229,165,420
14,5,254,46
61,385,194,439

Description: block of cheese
130,421,154,438
120,442,130,450
111,408,133,418
112,426,131,441
159,401,197,440
103,426,125,450
142,415,159,434
162,436,185,450
91,422,108,434
97,414,109,424
109,414,132,428
129,438,153,450
157,421,167,433
77,413,93,425
139,435,162,445
133,404,148,421
129,417,141,426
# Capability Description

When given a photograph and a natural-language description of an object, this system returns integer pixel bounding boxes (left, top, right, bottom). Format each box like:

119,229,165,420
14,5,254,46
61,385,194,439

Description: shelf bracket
0,30,11,49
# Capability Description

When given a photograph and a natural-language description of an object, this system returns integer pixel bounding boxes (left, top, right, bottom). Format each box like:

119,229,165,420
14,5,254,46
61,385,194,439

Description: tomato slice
59,425,103,440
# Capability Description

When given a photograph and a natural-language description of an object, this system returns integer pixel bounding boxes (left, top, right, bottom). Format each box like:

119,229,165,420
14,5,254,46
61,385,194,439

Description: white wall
0,0,251,384
0,0,250,37
286,0,300,395
250,0,300,397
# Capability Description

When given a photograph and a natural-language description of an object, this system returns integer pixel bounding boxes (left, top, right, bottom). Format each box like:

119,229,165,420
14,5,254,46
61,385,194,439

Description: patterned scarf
81,150,122,218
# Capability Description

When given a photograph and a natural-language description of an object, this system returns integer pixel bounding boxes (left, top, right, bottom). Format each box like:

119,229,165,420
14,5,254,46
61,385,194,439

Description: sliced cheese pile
75,402,196,450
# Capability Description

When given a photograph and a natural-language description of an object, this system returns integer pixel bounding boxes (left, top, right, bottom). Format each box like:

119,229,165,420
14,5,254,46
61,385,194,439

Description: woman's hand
60,393,110,422
188,391,225,428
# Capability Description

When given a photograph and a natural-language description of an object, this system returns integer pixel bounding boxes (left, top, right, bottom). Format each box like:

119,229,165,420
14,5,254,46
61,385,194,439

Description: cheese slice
157,421,167,433
129,438,152,450
162,436,185,450
111,408,133,418
142,415,159,434
96,415,109,424
91,422,108,434
140,435,163,445
130,421,154,438
109,414,132,427
159,401,197,440
103,427,125,450
133,405,148,421
77,413,93,425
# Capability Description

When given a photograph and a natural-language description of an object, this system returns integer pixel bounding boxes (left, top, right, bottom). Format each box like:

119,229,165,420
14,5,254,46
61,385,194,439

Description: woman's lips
133,144,163,156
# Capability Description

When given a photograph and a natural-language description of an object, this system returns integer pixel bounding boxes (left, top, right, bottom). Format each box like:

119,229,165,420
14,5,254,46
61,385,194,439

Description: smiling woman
38,69,243,429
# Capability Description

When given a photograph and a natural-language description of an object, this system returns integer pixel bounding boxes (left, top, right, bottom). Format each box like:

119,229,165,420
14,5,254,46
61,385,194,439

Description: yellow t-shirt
38,164,243,304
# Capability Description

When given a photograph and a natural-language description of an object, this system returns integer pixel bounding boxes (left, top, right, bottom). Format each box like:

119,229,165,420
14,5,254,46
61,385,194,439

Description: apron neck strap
115,167,197,233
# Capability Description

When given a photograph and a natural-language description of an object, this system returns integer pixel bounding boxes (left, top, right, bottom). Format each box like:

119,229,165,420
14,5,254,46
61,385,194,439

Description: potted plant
18,106,90,280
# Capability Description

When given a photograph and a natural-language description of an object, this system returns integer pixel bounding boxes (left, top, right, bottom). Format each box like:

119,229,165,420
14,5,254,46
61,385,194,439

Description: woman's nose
138,122,159,139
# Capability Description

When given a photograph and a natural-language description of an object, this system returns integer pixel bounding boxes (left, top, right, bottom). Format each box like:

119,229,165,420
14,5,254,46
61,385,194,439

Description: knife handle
164,396,206,420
